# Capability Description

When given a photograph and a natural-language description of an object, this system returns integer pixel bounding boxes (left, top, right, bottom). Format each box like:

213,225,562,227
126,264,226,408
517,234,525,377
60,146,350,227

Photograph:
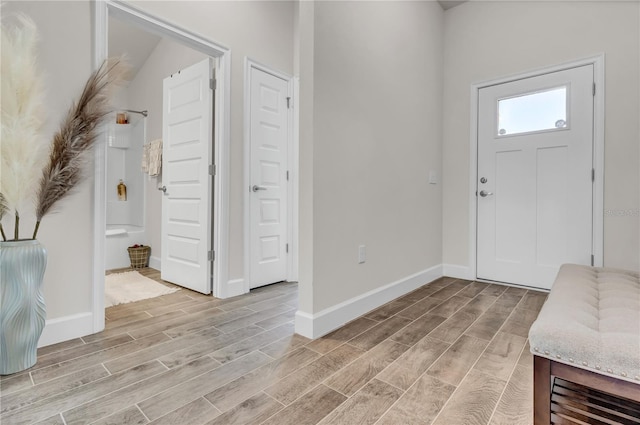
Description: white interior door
161,58,214,294
477,65,594,289
249,67,289,289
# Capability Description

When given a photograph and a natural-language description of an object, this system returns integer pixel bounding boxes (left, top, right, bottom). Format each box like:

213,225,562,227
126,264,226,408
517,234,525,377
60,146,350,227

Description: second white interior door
249,66,290,289
477,64,594,289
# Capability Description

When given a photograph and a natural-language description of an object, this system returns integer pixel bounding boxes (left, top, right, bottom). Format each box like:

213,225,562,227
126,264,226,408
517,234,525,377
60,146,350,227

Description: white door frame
243,58,298,295
468,55,605,285
93,0,232,333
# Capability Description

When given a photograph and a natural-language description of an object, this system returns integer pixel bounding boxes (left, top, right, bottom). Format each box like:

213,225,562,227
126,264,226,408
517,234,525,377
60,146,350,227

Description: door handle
158,186,167,193
479,190,493,197
252,185,267,192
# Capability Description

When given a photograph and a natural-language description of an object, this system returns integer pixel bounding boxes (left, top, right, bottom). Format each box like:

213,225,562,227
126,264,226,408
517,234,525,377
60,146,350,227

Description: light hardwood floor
0,269,547,425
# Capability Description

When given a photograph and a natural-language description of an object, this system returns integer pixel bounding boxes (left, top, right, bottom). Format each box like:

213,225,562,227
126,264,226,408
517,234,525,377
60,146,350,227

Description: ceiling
438,1,468,10
109,1,465,81
108,16,162,81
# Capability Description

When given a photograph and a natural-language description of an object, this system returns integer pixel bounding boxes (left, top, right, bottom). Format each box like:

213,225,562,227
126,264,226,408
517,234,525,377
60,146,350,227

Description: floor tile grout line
53,360,176,423
350,288,468,352
254,390,287,425
5,359,127,414
204,307,292,334
136,403,151,424
375,375,408,394
430,286,506,341
364,278,459,323
144,347,291,416
216,307,299,334
427,290,530,425
378,286,522,424
201,394,220,410
372,332,456,423
485,337,531,425
215,344,321,401
208,324,298,361
392,281,477,325
110,321,250,370
36,333,140,366
261,341,366,409
10,357,203,424
77,356,225,424
316,283,496,419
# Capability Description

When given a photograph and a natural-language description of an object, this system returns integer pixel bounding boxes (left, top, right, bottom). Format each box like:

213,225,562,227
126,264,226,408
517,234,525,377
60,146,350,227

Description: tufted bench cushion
528,263,640,385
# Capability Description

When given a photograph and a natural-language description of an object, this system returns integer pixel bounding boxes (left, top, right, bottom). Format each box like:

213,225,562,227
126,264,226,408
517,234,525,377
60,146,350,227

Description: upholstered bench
528,264,640,424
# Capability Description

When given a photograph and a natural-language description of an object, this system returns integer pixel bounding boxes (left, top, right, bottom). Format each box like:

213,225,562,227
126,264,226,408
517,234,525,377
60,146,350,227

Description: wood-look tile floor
0,269,547,425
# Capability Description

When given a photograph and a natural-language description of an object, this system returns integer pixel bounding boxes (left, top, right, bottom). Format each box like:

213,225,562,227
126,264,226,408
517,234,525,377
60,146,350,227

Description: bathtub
105,225,147,270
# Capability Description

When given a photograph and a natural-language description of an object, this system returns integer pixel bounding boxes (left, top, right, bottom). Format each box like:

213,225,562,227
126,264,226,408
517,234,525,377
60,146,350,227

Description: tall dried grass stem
33,59,126,238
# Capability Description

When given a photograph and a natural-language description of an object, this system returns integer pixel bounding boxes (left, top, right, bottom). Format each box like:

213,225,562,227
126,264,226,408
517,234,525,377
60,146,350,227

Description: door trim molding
468,55,605,283
94,0,232,333
243,58,298,296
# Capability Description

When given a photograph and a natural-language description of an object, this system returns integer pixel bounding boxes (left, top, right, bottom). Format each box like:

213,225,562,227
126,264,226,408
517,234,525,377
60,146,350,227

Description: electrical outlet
358,245,366,264
429,170,438,184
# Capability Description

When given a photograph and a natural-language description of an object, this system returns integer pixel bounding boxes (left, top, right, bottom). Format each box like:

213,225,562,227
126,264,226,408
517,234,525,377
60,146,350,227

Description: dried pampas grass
33,59,127,238
0,13,126,240
0,15,47,227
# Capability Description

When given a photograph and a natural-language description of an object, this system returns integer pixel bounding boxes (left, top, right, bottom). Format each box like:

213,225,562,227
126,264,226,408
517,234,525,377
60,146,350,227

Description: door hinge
210,78,217,90
286,97,291,109
593,82,596,96
592,168,595,182
208,250,215,261
209,164,216,176
286,243,289,253
286,170,289,181
591,254,594,266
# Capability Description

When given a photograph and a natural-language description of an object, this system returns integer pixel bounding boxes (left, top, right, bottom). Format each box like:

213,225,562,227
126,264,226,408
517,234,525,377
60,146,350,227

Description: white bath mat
105,271,179,308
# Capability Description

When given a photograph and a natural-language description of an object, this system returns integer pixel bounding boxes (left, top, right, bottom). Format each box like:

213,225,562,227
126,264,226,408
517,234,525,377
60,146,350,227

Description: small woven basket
127,245,150,269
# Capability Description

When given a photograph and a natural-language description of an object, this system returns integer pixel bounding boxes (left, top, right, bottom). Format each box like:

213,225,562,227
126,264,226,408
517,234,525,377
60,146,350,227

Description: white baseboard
295,264,444,340
38,312,94,348
149,256,161,271
224,279,247,298
442,264,473,280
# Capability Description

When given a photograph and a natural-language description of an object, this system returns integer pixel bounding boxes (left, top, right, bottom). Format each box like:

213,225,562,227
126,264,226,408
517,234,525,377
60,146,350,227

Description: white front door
161,58,214,294
477,65,594,289
249,66,290,289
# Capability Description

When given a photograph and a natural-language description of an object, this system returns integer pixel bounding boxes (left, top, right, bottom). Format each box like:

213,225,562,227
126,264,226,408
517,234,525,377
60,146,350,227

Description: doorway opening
93,1,231,333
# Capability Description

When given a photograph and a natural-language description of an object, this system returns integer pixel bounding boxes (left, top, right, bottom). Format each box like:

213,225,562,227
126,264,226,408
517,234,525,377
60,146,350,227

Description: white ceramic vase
0,239,47,375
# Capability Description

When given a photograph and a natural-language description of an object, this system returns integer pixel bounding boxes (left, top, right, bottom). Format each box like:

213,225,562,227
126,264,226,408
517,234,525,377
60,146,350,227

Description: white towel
147,139,163,177
141,143,150,173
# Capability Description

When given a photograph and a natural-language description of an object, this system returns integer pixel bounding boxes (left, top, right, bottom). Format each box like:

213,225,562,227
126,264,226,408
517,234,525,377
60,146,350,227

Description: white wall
130,1,295,281
2,2,94,325
442,1,640,273
296,1,445,336
123,36,208,265
296,0,315,315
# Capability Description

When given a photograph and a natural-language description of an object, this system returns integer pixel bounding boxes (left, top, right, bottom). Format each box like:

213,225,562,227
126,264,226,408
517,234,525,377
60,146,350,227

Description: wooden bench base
534,356,640,424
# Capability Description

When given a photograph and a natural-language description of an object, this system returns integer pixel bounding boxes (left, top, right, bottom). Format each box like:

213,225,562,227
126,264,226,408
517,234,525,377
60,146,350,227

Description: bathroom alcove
105,111,147,270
